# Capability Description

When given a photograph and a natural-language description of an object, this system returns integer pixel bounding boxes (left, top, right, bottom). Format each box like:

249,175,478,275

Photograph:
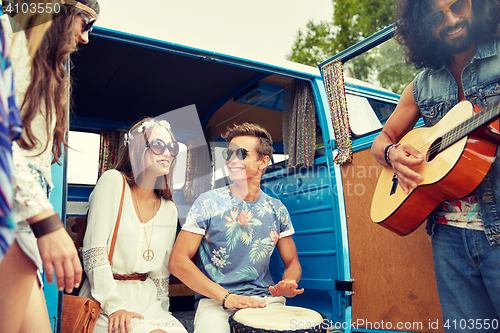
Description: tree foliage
288,0,419,94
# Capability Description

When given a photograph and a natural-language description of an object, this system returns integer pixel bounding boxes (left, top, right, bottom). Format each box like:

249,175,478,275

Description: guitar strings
405,101,499,159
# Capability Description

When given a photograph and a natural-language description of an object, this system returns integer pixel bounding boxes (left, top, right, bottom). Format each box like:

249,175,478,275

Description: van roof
71,26,397,128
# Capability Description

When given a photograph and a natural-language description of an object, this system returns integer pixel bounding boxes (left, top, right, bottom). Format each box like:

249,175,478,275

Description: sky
96,0,334,64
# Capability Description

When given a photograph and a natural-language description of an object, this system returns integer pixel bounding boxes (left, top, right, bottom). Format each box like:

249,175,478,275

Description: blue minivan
44,24,443,333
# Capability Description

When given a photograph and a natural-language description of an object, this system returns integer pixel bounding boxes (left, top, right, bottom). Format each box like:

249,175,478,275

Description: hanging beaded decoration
322,60,353,165
283,80,316,170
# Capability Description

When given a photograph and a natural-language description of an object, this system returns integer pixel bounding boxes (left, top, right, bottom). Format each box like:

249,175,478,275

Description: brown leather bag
61,295,101,333
61,173,126,333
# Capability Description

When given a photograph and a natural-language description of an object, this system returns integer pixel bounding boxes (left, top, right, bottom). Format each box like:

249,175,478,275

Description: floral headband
123,119,171,146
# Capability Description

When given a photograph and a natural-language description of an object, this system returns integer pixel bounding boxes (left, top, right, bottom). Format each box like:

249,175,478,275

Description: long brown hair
17,0,100,164
114,118,177,202
394,0,500,70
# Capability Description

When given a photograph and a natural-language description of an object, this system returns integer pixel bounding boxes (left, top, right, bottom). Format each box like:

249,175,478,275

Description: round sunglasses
81,15,95,33
146,139,179,157
222,148,262,162
425,0,471,27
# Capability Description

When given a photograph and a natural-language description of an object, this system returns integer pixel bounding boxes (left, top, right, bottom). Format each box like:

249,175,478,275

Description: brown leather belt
113,273,148,281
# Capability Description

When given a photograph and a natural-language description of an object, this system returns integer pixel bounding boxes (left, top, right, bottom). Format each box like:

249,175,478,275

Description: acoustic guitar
371,100,500,236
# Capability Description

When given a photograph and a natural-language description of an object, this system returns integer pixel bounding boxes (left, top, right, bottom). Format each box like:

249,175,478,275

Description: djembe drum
229,305,327,333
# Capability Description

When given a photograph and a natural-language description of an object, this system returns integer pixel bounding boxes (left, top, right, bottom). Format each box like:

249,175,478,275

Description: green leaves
236,267,259,281
288,0,419,95
249,237,275,264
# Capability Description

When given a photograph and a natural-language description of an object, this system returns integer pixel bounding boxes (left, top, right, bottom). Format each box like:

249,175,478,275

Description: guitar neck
441,100,500,152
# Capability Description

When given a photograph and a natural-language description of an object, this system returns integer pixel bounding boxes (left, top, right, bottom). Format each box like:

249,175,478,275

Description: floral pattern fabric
322,60,352,165
283,79,316,170
182,187,294,300
435,192,484,230
98,129,126,179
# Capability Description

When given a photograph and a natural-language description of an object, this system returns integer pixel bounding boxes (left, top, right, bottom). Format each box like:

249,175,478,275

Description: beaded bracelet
29,213,64,238
222,291,233,310
384,143,400,167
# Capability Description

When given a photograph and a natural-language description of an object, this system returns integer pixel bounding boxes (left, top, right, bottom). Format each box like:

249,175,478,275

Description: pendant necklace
132,188,156,261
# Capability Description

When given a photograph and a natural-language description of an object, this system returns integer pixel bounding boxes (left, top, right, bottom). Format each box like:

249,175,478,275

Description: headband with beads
123,120,171,146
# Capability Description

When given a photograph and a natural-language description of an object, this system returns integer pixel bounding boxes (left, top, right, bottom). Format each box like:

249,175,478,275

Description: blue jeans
432,223,500,332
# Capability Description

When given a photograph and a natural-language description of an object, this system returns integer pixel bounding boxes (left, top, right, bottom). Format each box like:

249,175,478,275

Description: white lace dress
78,170,187,333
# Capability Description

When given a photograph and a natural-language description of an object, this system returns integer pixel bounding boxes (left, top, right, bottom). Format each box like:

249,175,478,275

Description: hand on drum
224,294,267,310
269,280,304,298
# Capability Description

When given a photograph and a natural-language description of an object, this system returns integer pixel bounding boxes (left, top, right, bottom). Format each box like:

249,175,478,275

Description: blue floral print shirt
182,186,294,300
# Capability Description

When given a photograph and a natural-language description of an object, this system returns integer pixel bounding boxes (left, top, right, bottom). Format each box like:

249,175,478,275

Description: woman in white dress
79,118,188,333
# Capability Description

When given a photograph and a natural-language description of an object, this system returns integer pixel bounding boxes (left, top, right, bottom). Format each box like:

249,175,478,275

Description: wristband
29,213,64,238
222,291,233,310
384,143,400,167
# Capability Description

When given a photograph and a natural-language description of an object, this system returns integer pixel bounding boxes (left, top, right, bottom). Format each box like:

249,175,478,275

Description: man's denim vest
413,35,500,245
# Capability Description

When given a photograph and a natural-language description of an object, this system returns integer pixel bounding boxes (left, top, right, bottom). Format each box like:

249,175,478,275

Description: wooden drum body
229,305,327,333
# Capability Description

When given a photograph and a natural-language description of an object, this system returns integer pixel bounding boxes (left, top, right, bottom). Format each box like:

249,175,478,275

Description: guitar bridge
390,173,398,195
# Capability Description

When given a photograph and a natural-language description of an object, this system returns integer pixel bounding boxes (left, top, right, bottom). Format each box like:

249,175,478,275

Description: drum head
229,305,327,332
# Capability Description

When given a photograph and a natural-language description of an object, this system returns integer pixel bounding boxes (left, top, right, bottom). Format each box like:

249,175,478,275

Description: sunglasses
81,15,95,33
146,139,179,157
426,0,471,27
222,148,262,162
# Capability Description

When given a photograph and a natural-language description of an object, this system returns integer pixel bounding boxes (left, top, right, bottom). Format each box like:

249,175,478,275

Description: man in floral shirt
169,123,303,333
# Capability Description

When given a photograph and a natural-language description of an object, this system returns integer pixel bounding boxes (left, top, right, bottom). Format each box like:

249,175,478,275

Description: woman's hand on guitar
224,294,267,310
269,280,304,298
388,143,424,194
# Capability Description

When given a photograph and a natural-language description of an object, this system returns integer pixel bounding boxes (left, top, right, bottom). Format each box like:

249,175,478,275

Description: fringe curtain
98,129,126,179
183,127,214,202
323,60,352,164
283,80,316,170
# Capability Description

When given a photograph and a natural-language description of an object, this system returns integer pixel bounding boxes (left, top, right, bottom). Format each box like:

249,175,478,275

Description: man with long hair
372,0,500,330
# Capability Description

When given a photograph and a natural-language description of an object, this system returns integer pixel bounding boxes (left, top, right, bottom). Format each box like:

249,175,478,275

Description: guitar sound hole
427,137,442,162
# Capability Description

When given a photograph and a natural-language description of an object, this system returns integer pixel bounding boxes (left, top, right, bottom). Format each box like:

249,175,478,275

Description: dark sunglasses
146,139,179,157
81,15,95,33
425,0,471,27
222,148,262,162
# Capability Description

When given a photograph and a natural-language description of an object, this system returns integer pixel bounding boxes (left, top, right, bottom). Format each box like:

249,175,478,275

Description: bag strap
108,173,127,265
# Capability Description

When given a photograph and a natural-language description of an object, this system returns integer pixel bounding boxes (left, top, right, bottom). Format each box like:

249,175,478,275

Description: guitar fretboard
440,100,500,153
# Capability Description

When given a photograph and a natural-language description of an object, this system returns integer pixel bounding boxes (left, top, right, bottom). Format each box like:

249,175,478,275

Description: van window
340,38,413,137
212,145,229,187
68,131,187,189
347,95,397,137
343,38,418,96
346,94,382,136
172,143,188,189
68,131,100,185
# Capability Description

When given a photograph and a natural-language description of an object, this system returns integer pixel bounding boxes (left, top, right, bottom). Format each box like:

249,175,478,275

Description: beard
439,20,477,54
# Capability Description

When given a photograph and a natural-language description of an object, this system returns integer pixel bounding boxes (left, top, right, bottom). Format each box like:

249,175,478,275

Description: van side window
68,131,100,185
346,95,396,137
